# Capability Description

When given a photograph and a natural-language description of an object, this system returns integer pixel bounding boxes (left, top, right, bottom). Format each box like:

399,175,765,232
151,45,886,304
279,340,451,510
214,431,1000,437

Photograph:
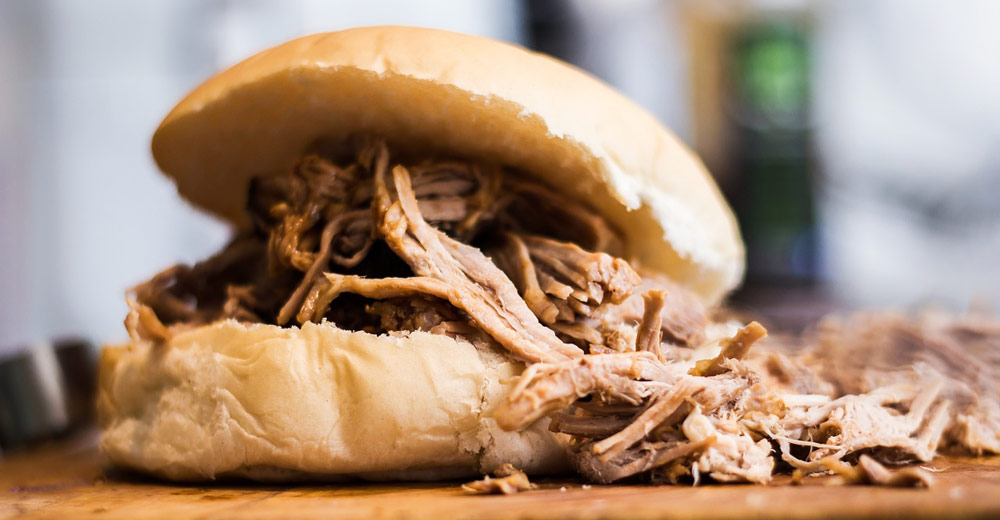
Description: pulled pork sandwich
98,27,999,484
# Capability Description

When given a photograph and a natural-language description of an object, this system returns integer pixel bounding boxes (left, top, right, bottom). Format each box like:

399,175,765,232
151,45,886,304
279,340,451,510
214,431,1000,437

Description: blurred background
1,0,999,445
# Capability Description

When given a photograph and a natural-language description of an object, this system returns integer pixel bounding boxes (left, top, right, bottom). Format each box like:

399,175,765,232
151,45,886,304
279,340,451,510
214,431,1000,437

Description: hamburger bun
98,321,566,480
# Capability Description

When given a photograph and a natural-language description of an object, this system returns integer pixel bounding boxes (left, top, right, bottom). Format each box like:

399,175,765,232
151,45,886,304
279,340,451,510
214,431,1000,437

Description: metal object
0,338,97,453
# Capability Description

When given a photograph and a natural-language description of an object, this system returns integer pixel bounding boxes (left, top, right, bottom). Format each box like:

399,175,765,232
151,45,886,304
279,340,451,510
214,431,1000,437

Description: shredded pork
462,464,536,495
125,138,1000,487
824,454,934,488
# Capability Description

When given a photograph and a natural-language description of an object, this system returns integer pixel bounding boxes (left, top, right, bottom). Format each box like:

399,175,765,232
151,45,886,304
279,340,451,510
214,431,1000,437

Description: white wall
814,0,1000,309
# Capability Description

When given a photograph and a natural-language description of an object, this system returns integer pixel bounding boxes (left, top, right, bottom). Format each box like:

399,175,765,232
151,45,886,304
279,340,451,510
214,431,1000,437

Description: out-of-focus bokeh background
1,0,998,353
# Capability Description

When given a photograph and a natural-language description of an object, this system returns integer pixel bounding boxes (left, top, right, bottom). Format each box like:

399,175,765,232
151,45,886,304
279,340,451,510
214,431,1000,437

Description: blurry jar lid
0,338,96,454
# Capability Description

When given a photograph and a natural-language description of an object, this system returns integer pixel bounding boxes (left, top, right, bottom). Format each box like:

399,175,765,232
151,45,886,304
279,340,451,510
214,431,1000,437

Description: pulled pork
462,464,536,495
127,140,691,364
125,139,1000,487
500,314,999,486
823,454,934,488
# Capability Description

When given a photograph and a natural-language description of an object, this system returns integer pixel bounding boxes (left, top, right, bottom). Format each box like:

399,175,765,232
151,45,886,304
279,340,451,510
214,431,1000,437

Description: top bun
151,26,743,304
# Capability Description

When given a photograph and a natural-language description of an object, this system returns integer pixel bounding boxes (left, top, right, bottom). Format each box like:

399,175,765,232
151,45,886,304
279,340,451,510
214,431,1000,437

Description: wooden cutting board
2,431,999,519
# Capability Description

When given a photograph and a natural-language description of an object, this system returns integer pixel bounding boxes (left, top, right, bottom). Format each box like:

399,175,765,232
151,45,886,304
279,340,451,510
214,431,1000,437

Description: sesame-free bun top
151,26,744,304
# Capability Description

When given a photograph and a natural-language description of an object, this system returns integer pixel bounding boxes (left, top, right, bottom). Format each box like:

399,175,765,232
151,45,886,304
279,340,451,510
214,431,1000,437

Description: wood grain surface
2,430,999,519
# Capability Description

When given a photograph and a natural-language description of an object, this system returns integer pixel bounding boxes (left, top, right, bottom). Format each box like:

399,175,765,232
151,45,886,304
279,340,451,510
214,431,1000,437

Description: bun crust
97,321,568,481
152,26,743,304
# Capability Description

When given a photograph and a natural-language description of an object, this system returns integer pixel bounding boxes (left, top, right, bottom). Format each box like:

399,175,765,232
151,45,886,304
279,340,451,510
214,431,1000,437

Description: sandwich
98,26,999,485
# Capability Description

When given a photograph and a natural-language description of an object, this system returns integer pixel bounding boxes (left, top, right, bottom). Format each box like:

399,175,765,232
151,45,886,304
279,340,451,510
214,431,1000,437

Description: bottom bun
97,320,568,481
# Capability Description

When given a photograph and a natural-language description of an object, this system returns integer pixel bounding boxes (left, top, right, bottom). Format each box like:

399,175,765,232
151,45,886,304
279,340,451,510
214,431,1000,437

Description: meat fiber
462,464,536,494
825,454,934,488
487,234,707,355
371,153,582,364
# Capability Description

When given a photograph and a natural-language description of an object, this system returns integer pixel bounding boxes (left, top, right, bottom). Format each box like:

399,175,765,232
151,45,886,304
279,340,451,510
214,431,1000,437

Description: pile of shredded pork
126,140,1000,487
